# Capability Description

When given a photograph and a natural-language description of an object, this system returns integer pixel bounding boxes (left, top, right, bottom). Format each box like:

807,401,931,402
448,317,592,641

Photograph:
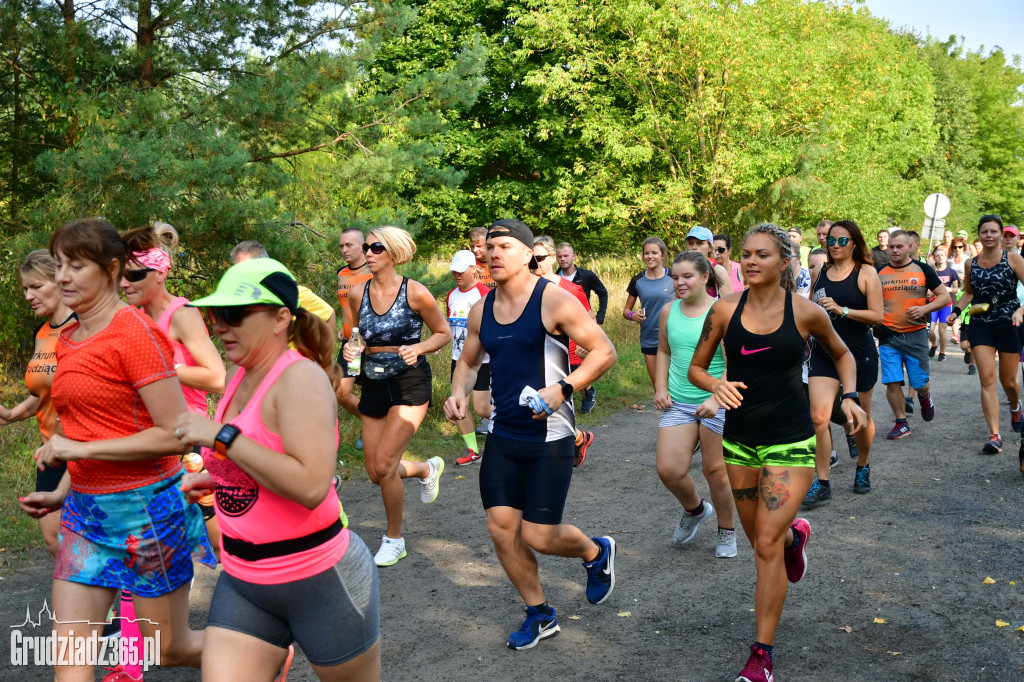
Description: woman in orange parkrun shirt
173,258,381,681
120,221,226,551
4,250,77,557
22,218,215,679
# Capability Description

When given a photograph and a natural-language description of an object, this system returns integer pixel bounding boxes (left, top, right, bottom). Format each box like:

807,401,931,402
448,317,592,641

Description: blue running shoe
583,536,616,605
507,605,559,650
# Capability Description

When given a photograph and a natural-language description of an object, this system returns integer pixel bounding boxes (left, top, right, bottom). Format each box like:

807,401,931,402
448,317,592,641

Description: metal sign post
923,193,952,256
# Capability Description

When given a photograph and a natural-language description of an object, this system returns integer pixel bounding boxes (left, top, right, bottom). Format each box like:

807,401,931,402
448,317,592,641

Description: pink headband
132,248,171,274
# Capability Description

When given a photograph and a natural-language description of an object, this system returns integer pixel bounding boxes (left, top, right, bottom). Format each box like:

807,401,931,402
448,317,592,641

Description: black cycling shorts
450,360,491,393
357,361,432,418
808,341,879,393
479,433,574,525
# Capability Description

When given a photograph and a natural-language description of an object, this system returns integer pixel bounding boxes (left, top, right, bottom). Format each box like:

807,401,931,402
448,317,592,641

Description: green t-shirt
667,300,725,404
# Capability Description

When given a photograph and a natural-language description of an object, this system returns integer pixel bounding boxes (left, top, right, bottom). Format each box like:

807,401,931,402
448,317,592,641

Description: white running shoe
673,499,714,544
420,456,444,504
715,528,738,558
374,535,407,567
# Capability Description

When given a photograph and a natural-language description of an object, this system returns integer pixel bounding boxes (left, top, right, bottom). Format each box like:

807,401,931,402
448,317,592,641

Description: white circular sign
924,193,951,219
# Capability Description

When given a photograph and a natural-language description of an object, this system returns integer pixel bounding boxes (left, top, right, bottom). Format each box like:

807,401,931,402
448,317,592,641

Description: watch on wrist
558,379,574,400
841,392,861,405
214,424,242,459
841,306,850,317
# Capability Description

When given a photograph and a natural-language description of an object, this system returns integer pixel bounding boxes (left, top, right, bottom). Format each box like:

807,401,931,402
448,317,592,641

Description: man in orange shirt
336,228,372,423
876,230,951,439
471,226,495,288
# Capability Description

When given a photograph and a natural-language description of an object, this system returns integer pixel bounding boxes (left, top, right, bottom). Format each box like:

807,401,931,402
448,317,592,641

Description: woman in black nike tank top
688,224,868,682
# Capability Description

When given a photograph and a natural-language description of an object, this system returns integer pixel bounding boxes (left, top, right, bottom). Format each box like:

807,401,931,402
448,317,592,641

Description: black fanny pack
221,517,343,562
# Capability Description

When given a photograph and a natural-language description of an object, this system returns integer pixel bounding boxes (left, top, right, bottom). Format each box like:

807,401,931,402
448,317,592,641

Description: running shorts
878,329,930,389
55,472,216,597
36,461,66,493
930,305,953,324
808,342,879,393
641,345,658,356
658,401,725,435
967,322,1022,355
357,361,432,418
207,532,379,666
450,359,491,393
479,433,574,525
722,435,816,469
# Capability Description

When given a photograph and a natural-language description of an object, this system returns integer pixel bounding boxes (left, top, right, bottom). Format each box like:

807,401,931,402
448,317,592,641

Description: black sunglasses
362,242,386,255
534,254,550,262
124,268,154,283
715,247,727,254
207,305,277,327
826,236,851,247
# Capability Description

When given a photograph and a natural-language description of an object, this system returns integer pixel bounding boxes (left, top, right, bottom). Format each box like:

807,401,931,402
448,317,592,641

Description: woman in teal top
654,251,737,558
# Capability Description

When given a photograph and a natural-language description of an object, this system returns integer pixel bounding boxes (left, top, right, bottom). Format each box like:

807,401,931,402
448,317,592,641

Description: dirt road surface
2,347,1023,680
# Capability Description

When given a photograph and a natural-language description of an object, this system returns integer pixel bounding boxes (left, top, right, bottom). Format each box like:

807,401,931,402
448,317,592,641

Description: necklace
372,277,401,304
830,261,855,279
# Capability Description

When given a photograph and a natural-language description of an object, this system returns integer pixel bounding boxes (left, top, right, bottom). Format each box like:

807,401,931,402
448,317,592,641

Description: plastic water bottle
347,327,365,377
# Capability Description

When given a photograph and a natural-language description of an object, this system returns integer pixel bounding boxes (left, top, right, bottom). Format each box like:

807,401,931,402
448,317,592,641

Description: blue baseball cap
686,225,714,242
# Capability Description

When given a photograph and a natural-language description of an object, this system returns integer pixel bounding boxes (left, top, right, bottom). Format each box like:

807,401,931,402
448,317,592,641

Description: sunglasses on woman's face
826,236,851,247
362,242,386,255
123,268,154,283
207,305,276,327
951,245,964,250
534,254,550,262
715,247,727,254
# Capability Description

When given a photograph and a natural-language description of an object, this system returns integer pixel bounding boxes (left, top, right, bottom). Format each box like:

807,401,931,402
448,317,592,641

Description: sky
859,0,1024,61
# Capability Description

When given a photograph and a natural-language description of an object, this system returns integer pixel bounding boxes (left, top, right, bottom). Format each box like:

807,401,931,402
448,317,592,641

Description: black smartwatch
214,424,242,459
558,379,574,400
841,392,861,405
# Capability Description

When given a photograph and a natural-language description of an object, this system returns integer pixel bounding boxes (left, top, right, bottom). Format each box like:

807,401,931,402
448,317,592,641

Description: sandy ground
2,345,1023,681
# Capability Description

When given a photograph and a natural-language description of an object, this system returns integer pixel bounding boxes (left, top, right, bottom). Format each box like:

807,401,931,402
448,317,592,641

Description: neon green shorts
722,435,816,469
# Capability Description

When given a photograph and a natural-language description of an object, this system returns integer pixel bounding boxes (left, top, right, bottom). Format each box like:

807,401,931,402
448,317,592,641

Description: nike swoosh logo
765,668,774,682
539,620,557,633
740,345,771,355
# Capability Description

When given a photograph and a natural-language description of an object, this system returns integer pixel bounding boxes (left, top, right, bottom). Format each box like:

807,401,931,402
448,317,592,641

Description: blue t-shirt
627,269,674,348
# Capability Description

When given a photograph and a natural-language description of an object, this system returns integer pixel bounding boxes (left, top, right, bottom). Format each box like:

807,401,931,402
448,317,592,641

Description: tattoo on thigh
760,469,791,511
732,487,758,502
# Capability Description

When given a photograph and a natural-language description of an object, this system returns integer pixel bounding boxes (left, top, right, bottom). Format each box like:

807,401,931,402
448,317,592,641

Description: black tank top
969,251,1018,324
811,265,872,348
722,290,813,446
358,278,423,379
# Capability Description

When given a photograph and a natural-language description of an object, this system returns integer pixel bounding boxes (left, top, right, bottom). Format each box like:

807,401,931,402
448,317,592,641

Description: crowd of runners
4,213,1024,682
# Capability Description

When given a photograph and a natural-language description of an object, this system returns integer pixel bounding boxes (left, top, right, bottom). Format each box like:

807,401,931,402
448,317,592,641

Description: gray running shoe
673,499,714,544
420,456,444,504
715,528,738,558
475,418,490,436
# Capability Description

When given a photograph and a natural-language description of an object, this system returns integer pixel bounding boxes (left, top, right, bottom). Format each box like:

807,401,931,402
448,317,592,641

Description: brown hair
826,220,873,269
743,223,796,292
290,308,338,387
49,218,126,282
18,249,58,285
122,221,180,267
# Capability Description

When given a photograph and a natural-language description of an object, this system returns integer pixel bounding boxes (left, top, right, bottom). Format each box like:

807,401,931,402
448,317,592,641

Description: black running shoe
905,396,914,414
964,349,972,365
968,365,978,375
801,479,832,509
928,345,937,358
937,353,946,361
854,465,871,494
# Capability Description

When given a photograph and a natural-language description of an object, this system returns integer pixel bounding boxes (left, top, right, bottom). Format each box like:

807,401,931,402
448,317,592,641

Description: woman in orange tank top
4,250,76,557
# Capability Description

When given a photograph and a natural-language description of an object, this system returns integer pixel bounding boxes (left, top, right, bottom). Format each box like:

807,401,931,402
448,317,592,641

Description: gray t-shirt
627,269,674,349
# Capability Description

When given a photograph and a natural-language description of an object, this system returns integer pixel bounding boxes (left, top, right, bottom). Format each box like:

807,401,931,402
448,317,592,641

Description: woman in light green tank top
653,251,736,557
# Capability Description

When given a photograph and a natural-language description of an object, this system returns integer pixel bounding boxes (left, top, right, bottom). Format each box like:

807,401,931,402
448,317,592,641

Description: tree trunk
137,0,154,87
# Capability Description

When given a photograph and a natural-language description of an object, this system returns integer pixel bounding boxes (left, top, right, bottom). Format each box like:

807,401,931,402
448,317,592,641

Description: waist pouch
221,517,343,562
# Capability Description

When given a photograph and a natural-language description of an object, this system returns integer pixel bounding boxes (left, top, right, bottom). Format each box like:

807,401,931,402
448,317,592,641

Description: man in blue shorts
444,219,618,651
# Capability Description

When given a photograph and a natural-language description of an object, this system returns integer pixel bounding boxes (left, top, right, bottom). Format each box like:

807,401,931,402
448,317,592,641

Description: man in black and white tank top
443,219,619,651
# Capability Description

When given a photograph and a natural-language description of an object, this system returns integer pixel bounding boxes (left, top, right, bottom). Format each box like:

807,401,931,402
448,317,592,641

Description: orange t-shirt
25,315,78,442
477,261,495,289
336,263,372,340
53,306,182,494
877,260,942,333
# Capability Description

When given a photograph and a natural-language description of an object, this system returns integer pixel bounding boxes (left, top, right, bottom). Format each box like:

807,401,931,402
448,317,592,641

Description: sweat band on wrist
628,311,634,320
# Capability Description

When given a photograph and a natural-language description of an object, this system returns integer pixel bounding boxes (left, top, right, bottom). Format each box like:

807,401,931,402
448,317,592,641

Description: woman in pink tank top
174,258,381,681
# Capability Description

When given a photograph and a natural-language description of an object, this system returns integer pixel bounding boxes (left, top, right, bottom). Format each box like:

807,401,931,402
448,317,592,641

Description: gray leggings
207,532,380,666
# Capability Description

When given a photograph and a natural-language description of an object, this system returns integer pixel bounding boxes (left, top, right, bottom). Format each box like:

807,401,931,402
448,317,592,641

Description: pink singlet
202,350,348,584
156,297,209,415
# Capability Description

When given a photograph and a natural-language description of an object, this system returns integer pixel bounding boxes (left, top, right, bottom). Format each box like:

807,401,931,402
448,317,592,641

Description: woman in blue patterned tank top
342,226,452,567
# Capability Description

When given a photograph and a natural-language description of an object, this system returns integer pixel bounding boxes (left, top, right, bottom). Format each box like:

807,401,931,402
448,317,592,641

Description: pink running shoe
101,667,142,682
784,518,811,584
735,643,774,682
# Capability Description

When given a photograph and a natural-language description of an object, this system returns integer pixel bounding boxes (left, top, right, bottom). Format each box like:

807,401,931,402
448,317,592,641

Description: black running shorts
968,322,1022,355
450,360,491,393
357,361,432,418
479,433,574,525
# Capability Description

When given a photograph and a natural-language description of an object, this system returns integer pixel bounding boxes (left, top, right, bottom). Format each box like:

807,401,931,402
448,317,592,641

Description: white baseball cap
450,250,476,273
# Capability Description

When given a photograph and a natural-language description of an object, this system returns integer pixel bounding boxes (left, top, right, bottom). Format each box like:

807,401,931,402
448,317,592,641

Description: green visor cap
191,258,300,312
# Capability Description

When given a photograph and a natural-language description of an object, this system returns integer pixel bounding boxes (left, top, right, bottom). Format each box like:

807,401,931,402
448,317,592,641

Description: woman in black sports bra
688,223,868,682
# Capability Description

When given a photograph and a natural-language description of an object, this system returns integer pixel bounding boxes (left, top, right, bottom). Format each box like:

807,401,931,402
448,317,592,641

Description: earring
274,328,281,335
